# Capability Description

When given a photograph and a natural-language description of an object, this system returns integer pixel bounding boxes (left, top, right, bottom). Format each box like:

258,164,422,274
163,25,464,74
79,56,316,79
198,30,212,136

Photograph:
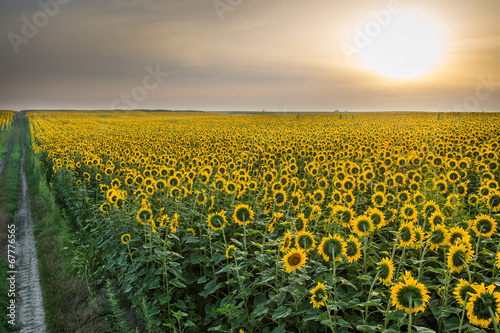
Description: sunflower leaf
272,305,292,321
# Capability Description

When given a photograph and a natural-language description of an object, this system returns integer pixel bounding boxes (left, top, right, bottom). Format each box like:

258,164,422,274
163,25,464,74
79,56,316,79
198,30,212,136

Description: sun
359,11,445,80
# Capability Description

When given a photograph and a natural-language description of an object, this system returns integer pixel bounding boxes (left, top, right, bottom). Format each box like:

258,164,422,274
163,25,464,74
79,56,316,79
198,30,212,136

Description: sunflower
263,199,273,215
294,213,308,233
428,211,445,227
466,283,500,328
351,216,374,237
343,191,355,207
290,191,302,210
372,191,387,208
397,191,411,204
496,252,500,270
196,190,207,205
226,245,237,259
233,204,254,226
158,214,170,227
412,191,425,206
207,210,227,231
378,257,395,286
332,205,356,228
487,191,500,212
168,175,180,187
398,222,416,248
423,201,440,218
121,233,131,245
136,207,153,224
268,212,283,233
295,230,316,253
312,189,325,205
318,234,347,262
454,279,478,306
449,226,470,246
170,213,179,233
273,189,287,207
366,207,387,229
345,235,362,263
471,214,497,238
309,282,328,309
226,181,237,194
468,194,479,206
401,203,418,222
384,208,398,224
100,202,111,213
283,248,307,273
446,170,460,183
447,241,473,273
390,271,430,314
411,226,426,250
428,224,450,251
280,230,293,253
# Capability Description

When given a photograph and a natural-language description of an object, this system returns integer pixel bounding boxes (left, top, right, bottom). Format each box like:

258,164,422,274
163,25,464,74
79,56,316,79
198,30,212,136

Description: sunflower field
0,110,15,130
27,111,500,332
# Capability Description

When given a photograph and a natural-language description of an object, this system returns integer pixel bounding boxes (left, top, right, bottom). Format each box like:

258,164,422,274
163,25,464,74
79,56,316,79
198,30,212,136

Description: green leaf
251,303,270,320
356,324,378,332
171,278,187,288
158,294,169,305
413,298,423,308
199,279,222,298
431,306,442,320
185,320,196,327
272,305,292,321
414,326,436,333
385,309,405,321
271,324,286,333
444,317,461,332
359,299,382,307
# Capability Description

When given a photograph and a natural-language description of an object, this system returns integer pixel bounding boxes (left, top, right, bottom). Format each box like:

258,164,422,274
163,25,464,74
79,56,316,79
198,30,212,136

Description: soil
13,116,47,332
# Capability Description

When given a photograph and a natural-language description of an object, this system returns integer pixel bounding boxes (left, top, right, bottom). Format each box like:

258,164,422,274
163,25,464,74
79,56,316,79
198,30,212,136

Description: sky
1,0,499,112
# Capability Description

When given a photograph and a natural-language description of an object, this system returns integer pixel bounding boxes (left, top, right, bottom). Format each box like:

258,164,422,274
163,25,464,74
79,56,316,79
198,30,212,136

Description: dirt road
11,114,46,332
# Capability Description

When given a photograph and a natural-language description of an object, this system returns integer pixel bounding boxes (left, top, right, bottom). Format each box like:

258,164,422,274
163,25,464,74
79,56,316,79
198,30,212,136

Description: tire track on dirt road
14,115,46,333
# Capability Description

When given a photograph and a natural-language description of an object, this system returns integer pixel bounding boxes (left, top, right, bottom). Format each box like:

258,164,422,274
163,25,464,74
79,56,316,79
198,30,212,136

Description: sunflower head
309,282,328,308
472,214,497,238
207,210,227,231
428,224,450,251
378,257,394,286
226,245,237,259
318,234,347,262
390,271,430,314
280,230,293,253
345,235,362,263
398,222,416,248
233,204,254,226
136,207,153,224
295,231,316,253
294,214,308,233
283,248,307,273
453,279,477,306
351,216,374,237
466,283,500,328
447,242,473,273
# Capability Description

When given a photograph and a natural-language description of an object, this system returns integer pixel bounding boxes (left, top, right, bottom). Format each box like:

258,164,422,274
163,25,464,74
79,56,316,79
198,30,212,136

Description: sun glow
360,11,445,80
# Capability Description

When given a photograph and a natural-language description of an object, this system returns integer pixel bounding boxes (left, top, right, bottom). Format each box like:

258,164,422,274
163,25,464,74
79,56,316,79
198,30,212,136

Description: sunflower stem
395,246,407,282
458,295,468,333
488,306,500,333
408,295,412,333
363,271,380,325
473,233,481,276
332,249,338,332
417,240,430,281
